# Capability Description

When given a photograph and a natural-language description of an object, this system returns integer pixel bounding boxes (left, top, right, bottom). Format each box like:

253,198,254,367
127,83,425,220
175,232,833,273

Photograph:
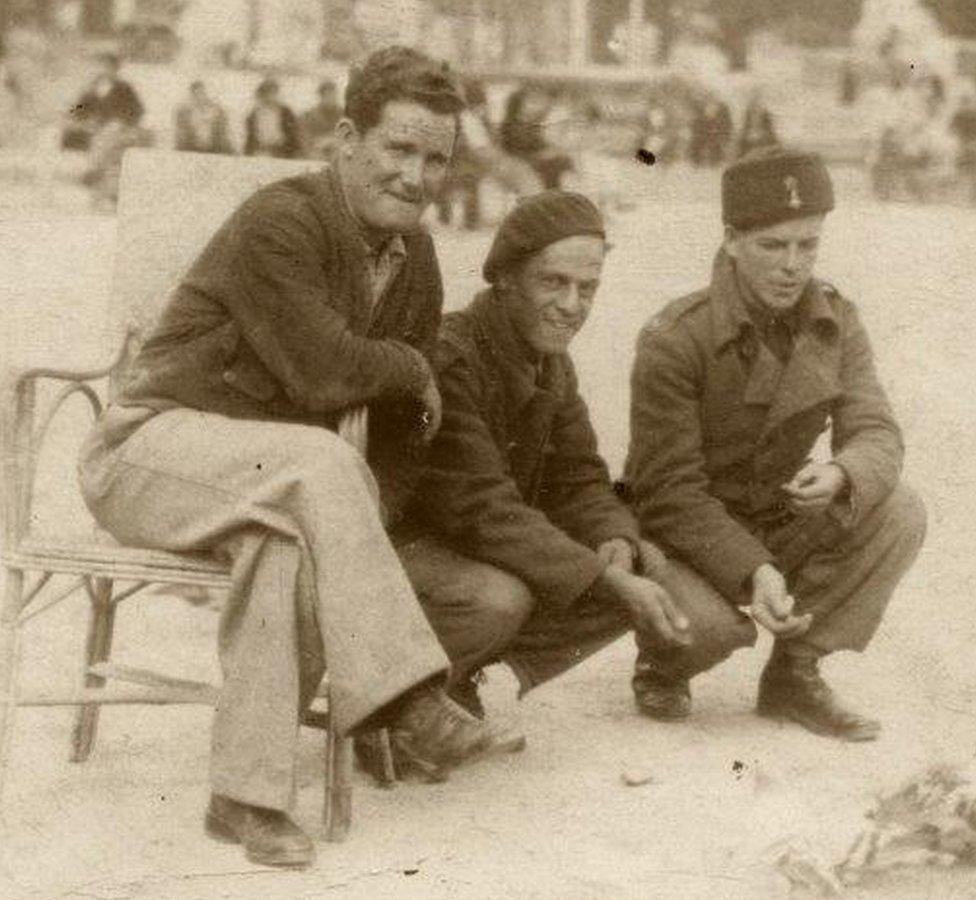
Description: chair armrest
1,350,123,550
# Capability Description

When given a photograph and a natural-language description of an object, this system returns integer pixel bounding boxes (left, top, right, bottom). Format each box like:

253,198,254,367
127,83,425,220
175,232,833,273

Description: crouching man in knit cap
623,147,927,741
393,190,693,730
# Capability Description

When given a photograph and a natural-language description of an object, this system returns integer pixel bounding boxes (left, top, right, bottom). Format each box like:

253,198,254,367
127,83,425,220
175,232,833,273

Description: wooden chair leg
324,722,353,842
0,569,25,806
70,577,115,763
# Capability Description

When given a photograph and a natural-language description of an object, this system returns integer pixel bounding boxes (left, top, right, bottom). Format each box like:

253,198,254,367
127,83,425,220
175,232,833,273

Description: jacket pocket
220,327,280,403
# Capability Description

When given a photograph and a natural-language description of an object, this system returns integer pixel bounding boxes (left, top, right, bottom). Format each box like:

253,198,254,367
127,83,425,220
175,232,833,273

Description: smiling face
724,214,825,311
499,235,606,356
336,99,456,234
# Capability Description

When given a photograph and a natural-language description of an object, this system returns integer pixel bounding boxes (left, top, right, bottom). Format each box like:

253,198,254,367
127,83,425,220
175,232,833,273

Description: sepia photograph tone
0,1,974,898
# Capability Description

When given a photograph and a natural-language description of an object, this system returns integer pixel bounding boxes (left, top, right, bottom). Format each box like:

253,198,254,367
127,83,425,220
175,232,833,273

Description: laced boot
391,681,494,770
757,647,881,742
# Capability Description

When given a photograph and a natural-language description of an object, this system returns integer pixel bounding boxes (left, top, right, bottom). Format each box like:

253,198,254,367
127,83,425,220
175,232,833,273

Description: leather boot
204,794,315,868
757,650,881,742
391,681,494,767
632,662,691,721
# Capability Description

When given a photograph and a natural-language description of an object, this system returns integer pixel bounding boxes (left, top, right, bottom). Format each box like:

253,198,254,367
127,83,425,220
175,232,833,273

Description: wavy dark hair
344,46,465,133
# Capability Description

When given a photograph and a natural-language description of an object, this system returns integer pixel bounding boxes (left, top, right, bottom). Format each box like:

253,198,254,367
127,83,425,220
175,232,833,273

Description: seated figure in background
299,78,343,160
174,80,234,155
244,78,301,159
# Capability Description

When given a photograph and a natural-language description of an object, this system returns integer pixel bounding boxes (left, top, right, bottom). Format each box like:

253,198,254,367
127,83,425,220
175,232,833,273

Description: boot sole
204,811,315,869
756,701,881,743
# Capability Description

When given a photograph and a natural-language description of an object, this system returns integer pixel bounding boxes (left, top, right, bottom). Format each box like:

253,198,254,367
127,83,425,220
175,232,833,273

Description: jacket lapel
761,283,842,438
471,292,566,498
709,251,841,435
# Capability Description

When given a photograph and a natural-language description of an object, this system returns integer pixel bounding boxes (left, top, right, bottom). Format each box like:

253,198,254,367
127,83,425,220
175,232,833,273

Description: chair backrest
109,149,324,379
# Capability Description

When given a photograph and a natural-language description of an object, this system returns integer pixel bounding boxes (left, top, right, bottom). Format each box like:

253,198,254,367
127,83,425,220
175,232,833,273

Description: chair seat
5,534,232,589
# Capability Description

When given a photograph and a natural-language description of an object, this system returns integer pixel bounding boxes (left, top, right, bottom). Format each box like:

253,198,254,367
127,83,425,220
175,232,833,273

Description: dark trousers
398,538,754,693
399,483,925,692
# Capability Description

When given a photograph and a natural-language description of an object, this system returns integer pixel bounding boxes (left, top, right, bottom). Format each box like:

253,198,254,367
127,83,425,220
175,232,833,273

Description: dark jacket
174,101,233,154
118,166,441,517
72,78,144,127
624,250,903,602
244,104,301,159
407,290,640,610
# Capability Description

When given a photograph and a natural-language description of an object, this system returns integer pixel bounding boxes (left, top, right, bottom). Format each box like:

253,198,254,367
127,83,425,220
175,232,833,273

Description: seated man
400,191,692,721
624,147,927,741
78,47,493,869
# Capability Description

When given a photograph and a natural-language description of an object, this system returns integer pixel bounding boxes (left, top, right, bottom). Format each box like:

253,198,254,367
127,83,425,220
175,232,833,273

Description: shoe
204,794,315,868
757,653,881,742
392,682,494,767
633,664,691,721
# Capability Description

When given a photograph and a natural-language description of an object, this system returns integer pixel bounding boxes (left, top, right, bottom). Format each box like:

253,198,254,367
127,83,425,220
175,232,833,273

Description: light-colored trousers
78,405,449,810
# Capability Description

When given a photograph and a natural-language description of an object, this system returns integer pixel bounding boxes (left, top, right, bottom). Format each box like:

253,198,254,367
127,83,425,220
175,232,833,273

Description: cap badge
784,175,802,210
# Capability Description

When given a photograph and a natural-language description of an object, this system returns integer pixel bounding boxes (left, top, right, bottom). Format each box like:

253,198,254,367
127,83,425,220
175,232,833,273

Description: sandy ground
1,163,975,900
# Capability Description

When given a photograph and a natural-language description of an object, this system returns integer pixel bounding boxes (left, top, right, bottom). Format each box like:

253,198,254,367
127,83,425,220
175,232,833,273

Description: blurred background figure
839,57,861,107
499,84,574,189
690,96,733,167
244,78,300,159
735,87,778,159
174,80,233,155
63,53,144,152
81,99,153,212
949,89,976,205
298,78,342,160
436,76,543,230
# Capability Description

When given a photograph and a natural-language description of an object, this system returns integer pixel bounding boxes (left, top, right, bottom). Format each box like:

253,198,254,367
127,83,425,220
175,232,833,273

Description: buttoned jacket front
624,250,903,601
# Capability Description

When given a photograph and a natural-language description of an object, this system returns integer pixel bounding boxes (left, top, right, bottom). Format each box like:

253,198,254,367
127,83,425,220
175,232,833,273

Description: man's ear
722,225,739,259
334,117,359,159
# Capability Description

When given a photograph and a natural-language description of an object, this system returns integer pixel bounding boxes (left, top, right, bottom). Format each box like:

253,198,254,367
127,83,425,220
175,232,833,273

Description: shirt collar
709,249,838,351
472,289,565,409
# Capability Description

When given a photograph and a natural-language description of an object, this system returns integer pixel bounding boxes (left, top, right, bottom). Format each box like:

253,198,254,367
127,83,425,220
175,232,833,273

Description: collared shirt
335,165,407,311
736,270,803,365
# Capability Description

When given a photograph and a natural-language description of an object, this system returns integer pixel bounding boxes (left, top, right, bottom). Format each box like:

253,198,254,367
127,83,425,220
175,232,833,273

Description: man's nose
556,283,583,315
783,243,801,271
399,154,424,189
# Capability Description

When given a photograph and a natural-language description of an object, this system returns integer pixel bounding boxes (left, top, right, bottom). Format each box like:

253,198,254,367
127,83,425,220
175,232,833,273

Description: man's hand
748,563,812,637
595,566,692,646
782,462,848,514
597,537,635,573
418,373,442,443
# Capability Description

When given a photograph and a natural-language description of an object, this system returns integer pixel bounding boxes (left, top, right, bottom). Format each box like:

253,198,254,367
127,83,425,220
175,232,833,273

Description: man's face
724,214,825,310
500,235,606,356
337,100,456,234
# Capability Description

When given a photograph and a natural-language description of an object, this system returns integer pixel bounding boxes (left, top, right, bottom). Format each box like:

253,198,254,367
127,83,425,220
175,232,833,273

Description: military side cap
722,147,834,231
483,190,605,284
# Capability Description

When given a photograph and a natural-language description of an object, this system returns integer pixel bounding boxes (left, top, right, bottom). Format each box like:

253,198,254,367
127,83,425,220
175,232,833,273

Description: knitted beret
483,190,605,284
722,146,834,231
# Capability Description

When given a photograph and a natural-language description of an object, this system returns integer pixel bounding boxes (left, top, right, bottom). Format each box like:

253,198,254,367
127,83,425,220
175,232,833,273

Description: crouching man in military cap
395,191,692,724
624,147,926,741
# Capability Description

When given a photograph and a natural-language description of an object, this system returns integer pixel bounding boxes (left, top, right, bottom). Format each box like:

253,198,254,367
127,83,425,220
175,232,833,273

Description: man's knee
657,560,757,669
875,483,927,553
468,567,535,645
283,426,377,495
